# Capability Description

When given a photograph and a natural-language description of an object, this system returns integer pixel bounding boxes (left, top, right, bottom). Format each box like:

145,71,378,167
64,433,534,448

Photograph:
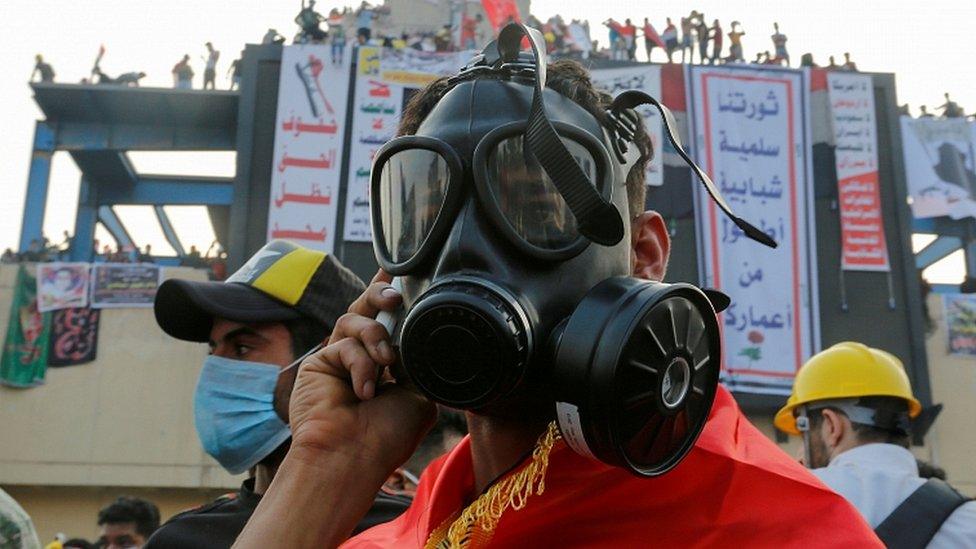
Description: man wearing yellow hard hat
776,342,975,548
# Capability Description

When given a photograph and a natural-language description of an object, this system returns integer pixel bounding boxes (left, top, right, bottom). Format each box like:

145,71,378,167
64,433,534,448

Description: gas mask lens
377,148,451,264
486,136,596,250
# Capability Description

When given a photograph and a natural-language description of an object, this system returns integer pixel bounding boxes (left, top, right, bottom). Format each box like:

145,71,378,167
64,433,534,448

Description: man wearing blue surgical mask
145,240,410,549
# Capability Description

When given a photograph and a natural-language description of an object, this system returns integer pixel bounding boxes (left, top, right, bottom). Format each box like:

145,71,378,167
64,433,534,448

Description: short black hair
398,59,652,219
916,459,947,480
96,496,160,538
283,316,330,359
808,396,911,449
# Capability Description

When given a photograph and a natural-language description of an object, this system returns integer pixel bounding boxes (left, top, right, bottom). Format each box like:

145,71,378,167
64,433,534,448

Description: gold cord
425,421,562,549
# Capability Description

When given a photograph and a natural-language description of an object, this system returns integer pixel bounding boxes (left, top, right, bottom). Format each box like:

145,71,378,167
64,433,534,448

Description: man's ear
820,409,847,450
273,364,299,424
631,211,670,281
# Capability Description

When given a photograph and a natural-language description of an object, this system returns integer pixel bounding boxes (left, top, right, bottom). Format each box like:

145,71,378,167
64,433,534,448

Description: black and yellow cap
154,240,366,342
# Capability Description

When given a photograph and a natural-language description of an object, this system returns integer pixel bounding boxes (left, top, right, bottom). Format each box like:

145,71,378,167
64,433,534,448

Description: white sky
0,0,973,281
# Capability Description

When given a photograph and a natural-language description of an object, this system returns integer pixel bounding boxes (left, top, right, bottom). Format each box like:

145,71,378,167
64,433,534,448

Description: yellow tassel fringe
426,421,562,549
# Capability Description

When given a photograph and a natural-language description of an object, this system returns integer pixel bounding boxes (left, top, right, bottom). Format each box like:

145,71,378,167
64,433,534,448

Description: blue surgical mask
194,355,292,474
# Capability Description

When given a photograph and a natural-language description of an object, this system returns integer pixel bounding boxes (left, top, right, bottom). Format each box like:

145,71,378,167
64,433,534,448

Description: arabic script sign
827,72,889,271
267,45,351,252
690,66,820,396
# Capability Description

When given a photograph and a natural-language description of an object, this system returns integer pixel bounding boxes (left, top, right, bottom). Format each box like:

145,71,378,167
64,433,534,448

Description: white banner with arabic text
267,45,351,252
827,72,889,271
590,65,663,186
342,48,476,242
689,65,819,395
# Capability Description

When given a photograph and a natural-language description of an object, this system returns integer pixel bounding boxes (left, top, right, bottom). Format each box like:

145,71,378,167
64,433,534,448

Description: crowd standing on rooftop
23,3,976,119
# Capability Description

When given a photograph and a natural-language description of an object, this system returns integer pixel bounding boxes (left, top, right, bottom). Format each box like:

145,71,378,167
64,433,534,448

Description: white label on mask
556,401,597,460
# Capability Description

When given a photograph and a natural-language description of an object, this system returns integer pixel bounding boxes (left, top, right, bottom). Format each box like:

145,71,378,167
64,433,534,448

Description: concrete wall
0,264,241,541
919,292,976,494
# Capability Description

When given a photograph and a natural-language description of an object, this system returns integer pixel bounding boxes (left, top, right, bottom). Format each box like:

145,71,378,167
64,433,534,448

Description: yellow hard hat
774,342,922,435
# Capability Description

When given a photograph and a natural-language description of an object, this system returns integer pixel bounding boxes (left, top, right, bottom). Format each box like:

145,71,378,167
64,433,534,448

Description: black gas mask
370,24,775,476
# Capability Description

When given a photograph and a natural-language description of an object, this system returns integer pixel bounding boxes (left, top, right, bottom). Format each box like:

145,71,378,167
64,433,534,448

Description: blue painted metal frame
69,177,98,262
912,216,976,280
97,206,134,250
97,176,233,206
915,235,963,270
154,206,186,256
18,121,56,252
56,122,234,151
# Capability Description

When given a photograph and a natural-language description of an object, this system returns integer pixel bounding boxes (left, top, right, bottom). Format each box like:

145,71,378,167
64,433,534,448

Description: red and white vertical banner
689,66,819,396
591,65,664,186
827,72,889,271
343,47,404,242
267,44,351,253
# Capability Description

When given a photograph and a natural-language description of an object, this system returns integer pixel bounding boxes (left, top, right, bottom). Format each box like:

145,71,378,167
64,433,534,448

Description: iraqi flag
644,22,666,49
480,0,521,31
344,386,881,548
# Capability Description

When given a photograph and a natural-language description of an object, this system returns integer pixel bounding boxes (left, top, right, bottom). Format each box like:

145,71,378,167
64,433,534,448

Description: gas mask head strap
608,90,778,249
800,397,911,436
489,23,625,246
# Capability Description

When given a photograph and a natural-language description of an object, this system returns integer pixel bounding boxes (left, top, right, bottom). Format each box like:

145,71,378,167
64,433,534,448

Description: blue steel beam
98,206,135,250
965,239,976,279
930,284,961,295
154,206,186,256
69,177,98,262
70,151,138,187
56,122,235,151
18,121,56,252
96,176,233,206
915,235,963,270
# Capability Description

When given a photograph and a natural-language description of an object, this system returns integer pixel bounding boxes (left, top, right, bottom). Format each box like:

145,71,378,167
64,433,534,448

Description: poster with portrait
37,262,90,312
901,116,976,221
688,65,820,396
943,293,976,357
90,264,161,308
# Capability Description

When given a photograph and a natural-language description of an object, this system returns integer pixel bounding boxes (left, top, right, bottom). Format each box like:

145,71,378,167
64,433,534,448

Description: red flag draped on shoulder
644,22,666,49
344,386,881,548
480,0,521,32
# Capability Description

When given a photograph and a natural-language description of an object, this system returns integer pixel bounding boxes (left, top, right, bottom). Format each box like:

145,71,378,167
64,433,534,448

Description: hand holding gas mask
291,23,775,478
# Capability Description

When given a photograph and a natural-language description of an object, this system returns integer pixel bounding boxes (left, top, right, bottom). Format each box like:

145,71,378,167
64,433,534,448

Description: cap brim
154,279,301,342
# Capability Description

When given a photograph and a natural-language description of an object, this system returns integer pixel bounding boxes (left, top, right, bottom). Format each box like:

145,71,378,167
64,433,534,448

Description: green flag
1,265,51,387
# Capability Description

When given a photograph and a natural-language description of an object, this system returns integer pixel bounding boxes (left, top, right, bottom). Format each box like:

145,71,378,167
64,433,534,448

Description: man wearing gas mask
237,25,878,547
146,240,411,548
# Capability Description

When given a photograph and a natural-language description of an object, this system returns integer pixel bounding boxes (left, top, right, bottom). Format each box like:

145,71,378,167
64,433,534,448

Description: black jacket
145,478,412,548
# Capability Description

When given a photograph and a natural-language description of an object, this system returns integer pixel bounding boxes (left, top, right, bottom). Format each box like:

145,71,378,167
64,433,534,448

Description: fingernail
378,340,395,363
381,286,401,299
362,379,375,399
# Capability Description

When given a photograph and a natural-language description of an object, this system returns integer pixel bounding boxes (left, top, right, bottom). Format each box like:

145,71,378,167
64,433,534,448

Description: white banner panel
590,65,664,186
342,48,476,243
901,116,976,221
827,72,890,272
689,66,819,395
267,45,351,252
